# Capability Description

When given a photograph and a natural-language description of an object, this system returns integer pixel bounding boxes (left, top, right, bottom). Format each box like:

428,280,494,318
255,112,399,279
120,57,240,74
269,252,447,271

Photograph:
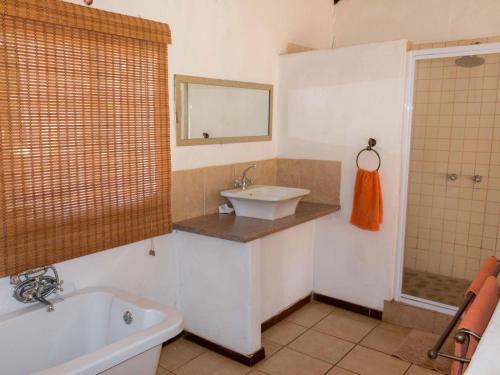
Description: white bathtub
0,287,183,375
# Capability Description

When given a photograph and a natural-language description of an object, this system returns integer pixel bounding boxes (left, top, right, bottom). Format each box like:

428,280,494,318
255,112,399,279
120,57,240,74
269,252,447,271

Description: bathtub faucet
10,265,64,312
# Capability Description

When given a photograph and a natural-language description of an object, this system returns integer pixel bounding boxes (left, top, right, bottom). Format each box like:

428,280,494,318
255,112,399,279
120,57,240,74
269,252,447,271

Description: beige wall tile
169,156,346,223
171,168,205,222
276,158,341,205
232,158,277,186
406,53,500,283
203,165,234,215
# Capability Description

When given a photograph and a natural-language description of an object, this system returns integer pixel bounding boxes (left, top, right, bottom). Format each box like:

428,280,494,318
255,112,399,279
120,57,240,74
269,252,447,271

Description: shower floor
402,269,470,307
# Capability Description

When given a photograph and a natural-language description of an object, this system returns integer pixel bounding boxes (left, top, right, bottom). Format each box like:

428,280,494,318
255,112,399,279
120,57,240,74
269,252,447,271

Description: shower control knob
447,173,458,181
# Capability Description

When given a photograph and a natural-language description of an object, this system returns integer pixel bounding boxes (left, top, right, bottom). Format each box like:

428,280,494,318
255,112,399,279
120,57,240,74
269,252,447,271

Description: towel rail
427,261,500,362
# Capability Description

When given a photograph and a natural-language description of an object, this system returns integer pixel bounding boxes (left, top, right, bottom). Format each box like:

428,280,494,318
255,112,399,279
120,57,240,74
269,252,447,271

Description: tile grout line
258,308,339,373
162,303,431,375
164,343,209,374
286,306,383,375
260,307,342,374
263,304,337,347
308,308,382,346
331,322,384,374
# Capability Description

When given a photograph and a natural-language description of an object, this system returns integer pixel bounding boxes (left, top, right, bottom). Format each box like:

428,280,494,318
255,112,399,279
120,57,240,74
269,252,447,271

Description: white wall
260,221,315,322
332,0,500,47
177,221,317,355
177,232,261,355
62,0,335,171
277,40,407,310
0,0,335,315
0,235,177,316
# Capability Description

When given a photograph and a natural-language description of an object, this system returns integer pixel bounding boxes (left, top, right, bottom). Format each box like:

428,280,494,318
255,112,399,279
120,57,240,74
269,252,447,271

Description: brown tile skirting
313,293,383,320
183,331,266,367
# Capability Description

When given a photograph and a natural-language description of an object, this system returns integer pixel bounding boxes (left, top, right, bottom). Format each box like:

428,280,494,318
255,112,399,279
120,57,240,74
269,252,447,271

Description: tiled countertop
173,202,340,243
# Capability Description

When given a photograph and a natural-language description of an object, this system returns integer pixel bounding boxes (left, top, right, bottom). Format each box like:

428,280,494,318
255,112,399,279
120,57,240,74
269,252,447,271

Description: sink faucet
235,163,257,190
10,265,63,312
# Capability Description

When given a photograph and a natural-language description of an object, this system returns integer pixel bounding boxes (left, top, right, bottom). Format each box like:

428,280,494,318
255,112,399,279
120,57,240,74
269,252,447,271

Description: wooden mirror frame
174,75,273,146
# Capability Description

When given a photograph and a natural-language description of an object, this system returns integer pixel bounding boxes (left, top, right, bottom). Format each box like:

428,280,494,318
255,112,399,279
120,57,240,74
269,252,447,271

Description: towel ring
356,138,381,171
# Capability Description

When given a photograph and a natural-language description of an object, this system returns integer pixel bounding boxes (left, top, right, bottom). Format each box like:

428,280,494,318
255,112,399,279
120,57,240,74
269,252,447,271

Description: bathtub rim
0,286,183,375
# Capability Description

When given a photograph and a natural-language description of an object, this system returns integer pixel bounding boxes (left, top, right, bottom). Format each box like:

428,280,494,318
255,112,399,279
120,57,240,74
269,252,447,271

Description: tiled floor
402,268,470,306
157,302,444,375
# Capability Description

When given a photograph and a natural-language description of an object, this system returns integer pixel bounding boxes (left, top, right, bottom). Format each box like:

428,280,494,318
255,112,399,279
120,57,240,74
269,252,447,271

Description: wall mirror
175,75,273,146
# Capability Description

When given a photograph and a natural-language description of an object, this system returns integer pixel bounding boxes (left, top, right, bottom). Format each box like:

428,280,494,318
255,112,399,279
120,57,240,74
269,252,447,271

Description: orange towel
466,256,498,296
451,276,499,375
350,168,383,231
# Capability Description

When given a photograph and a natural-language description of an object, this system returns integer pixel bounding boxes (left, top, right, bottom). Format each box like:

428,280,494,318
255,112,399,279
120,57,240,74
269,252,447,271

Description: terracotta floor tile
262,321,307,345
173,351,251,375
262,338,282,357
288,329,355,364
156,366,172,375
337,346,411,375
383,300,435,332
285,302,334,327
159,338,206,371
257,347,332,375
312,308,379,343
360,322,411,354
405,364,441,374
326,367,358,375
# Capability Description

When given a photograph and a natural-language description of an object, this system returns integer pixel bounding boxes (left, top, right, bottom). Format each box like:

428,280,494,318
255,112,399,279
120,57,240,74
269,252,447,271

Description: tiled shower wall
404,52,500,281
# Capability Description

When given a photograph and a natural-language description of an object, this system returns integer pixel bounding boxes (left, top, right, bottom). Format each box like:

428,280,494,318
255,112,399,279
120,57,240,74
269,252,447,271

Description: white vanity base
176,219,316,357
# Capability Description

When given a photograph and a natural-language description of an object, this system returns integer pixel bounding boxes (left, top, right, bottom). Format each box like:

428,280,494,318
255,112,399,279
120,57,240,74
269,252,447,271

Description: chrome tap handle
11,265,62,311
10,275,20,286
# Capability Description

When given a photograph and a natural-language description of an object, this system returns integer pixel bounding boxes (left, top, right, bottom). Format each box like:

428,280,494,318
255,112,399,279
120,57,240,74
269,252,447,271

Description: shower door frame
395,42,500,315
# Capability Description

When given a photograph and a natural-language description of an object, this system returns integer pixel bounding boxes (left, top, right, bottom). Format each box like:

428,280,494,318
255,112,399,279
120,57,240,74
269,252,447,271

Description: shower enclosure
398,41,500,312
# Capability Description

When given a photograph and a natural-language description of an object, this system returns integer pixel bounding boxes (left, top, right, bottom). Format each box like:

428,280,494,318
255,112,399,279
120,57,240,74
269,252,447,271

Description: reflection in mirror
175,75,273,146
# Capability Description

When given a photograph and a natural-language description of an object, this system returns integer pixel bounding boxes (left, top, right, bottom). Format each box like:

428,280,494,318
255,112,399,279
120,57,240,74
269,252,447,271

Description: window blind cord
148,189,156,257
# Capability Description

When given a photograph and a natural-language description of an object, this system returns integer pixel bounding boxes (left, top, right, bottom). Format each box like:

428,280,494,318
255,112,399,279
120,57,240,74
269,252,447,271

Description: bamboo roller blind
0,0,172,277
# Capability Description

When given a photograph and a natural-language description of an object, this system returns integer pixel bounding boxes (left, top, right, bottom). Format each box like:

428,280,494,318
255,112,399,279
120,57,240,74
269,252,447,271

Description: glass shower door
402,49,500,307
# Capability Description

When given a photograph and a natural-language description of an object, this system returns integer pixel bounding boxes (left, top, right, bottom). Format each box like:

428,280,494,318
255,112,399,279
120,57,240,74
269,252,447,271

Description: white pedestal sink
221,185,310,220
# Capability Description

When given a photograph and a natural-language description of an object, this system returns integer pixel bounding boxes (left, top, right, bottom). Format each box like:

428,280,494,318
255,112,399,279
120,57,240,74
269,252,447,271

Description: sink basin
220,185,310,220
